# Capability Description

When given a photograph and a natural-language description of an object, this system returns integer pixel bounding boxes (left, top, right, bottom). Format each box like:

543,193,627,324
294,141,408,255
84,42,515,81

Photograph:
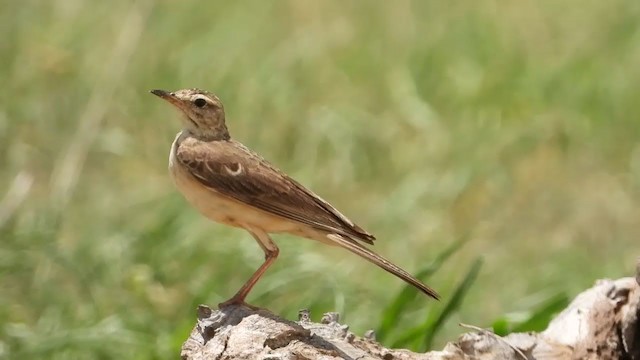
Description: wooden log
181,265,640,359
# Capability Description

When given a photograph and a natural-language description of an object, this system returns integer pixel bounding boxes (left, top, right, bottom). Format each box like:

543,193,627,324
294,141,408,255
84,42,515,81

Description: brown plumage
151,88,440,306
176,137,375,245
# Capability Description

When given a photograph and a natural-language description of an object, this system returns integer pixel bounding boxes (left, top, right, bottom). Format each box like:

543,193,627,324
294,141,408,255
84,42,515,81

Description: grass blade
511,293,569,333
377,236,470,341
491,292,568,336
421,257,483,350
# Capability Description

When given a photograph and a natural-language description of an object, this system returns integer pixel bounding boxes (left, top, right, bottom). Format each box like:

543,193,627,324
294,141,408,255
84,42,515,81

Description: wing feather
176,137,375,244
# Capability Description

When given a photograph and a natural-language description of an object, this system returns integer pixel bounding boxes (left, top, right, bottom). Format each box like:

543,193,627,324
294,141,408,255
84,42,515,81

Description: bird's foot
218,297,264,311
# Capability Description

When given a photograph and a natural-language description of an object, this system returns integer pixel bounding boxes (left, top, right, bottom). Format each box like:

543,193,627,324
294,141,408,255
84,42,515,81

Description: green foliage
492,292,570,336
377,236,469,342
2,0,640,358
385,258,483,352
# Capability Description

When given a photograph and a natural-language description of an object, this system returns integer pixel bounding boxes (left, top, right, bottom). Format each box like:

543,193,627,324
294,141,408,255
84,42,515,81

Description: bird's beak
150,89,184,109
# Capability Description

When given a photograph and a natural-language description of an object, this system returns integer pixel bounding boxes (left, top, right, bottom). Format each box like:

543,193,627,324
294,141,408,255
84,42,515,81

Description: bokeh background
2,0,640,358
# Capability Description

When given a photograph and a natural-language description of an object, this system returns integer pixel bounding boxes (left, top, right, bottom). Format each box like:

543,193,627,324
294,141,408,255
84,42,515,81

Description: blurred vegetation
2,0,640,358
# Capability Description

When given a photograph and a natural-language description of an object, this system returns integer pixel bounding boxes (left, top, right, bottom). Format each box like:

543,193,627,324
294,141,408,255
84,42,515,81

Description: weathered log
181,265,640,360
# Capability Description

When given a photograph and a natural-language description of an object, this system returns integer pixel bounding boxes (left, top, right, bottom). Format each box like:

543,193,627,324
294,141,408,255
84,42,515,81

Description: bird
150,88,439,307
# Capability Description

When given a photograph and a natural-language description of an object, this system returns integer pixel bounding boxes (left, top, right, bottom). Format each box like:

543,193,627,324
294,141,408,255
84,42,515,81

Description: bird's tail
326,234,440,300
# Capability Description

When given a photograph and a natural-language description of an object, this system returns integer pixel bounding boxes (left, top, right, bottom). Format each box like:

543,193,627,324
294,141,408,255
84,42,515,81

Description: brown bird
151,88,439,307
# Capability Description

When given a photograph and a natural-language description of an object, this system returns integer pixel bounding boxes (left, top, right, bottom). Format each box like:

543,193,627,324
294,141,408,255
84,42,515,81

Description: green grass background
2,0,640,358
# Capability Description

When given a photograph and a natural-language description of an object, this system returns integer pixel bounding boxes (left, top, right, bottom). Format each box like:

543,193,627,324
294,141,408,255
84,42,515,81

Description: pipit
151,88,440,307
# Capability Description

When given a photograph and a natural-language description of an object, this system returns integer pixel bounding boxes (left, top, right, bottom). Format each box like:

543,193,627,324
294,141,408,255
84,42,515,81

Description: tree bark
181,266,640,360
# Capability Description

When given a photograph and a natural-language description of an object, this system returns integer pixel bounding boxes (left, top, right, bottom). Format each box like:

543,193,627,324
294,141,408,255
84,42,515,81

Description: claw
218,297,264,311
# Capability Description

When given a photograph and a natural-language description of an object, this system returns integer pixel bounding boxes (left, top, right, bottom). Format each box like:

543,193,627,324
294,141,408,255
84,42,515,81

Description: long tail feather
327,234,440,300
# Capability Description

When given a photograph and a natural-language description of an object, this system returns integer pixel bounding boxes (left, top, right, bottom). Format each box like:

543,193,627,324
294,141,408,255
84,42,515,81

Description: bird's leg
218,230,279,309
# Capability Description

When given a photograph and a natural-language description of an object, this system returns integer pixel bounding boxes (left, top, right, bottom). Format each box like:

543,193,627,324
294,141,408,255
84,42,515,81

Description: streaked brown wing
176,137,375,244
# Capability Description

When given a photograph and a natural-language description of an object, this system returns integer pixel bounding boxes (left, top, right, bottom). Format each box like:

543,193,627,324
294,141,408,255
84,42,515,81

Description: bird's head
151,88,229,140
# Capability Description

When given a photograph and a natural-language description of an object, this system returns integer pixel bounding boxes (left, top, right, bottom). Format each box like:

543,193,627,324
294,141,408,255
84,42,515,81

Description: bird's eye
193,98,207,108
